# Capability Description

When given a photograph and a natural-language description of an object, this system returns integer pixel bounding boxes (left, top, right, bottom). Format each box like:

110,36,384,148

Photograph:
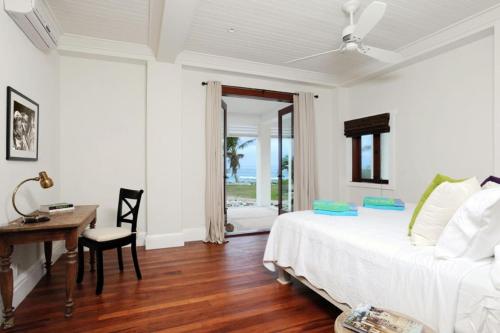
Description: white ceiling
46,0,500,80
47,0,150,45
186,0,500,78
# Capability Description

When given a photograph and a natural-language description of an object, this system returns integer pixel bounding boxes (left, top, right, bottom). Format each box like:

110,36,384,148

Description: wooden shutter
344,113,390,137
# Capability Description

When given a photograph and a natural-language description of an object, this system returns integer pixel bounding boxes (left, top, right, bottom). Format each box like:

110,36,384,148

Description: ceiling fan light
345,42,358,52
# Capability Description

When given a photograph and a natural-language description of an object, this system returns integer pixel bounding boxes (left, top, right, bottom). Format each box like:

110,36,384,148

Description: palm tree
226,137,255,183
281,155,289,173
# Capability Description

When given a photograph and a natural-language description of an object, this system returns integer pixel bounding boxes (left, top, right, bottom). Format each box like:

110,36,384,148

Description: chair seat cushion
83,227,131,242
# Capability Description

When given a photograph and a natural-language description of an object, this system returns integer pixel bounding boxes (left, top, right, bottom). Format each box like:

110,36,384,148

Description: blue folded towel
314,209,358,216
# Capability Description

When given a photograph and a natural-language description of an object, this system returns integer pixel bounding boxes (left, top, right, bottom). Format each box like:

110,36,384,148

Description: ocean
225,137,292,183
226,166,288,183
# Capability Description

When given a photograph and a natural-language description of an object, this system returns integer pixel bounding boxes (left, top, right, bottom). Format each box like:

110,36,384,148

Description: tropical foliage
226,137,255,183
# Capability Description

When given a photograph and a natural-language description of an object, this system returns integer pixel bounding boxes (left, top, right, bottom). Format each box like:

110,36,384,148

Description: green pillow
408,174,464,236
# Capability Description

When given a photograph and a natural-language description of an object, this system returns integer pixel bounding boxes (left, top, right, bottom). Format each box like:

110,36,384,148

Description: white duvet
455,265,500,333
263,207,490,333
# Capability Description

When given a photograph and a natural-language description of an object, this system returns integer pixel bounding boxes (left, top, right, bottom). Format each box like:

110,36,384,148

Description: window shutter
344,113,390,137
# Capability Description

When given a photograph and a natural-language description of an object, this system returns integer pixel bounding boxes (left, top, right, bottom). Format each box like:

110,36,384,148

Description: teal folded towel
314,209,358,216
363,196,405,208
363,204,405,211
313,200,354,212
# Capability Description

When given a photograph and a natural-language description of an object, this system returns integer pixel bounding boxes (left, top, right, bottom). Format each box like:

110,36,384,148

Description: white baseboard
145,232,184,249
12,241,65,308
183,227,205,242
145,228,205,250
136,231,146,246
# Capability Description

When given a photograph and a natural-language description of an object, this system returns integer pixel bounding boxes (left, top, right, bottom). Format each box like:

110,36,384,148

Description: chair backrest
117,188,144,232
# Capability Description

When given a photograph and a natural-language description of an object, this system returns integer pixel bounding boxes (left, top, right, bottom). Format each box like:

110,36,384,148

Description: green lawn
226,181,288,201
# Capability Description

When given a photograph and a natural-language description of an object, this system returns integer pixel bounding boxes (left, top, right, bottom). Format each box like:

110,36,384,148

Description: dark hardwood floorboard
11,235,340,332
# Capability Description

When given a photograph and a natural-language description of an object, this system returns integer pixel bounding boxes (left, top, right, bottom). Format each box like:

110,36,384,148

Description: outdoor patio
226,206,278,233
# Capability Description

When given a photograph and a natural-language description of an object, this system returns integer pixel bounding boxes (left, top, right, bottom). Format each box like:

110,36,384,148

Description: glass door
222,100,233,232
278,105,293,214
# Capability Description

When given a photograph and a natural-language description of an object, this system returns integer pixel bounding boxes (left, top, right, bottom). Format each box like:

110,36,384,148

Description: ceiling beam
58,33,155,61
157,0,200,62
179,51,338,87
148,0,165,56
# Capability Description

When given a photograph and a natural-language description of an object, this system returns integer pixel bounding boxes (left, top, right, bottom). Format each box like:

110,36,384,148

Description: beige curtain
293,92,318,211
204,81,225,243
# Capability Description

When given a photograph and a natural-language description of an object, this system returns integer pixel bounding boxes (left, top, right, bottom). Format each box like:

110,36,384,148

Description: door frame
278,105,294,215
222,99,228,228
222,85,295,233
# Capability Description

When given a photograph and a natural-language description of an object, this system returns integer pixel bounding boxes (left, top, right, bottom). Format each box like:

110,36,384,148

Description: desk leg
89,218,96,272
44,241,52,276
0,244,14,329
65,230,77,318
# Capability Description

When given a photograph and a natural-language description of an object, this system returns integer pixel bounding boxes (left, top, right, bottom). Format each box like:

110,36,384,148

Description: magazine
343,304,423,333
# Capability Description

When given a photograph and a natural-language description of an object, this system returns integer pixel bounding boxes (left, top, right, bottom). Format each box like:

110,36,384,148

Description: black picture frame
6,86,39,161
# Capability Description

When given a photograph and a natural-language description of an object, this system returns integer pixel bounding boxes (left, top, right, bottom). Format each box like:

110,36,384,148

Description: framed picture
6,87,39,161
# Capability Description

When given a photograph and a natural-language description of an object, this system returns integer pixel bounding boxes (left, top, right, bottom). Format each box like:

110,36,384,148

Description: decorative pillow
411,177,480,246
408,174,464,236
481,176,500,190
483,182,500,190
435,188,500,260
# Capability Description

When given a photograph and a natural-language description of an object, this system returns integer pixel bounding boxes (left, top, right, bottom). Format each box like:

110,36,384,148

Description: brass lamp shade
12,171,54,223
38,171,53,189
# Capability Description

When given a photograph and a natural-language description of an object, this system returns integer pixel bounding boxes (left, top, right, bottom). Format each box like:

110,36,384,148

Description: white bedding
455,265,500,333
263,207,491,333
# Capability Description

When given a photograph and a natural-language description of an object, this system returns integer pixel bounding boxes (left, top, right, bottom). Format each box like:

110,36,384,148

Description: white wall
59,56,147,239
56,55,338,250
339,35,494,204
146,62,184,248
0,0,60,307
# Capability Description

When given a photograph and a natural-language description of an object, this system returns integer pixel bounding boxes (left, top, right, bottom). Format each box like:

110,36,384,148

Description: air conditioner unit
4,0,60,51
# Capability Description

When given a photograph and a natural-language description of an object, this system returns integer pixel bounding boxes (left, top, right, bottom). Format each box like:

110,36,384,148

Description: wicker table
334,310,435,333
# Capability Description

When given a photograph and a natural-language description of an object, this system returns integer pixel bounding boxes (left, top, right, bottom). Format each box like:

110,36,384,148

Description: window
344,113,390,184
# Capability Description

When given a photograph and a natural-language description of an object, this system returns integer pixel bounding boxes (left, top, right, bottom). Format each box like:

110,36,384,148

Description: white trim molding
183,228,206,242
144,228,206,250
145,233,184,250
58,34,155,61
177,51,338,87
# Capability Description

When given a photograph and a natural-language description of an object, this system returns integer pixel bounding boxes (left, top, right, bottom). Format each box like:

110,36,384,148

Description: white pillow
483,181,500,190
435,188,500,260
411,177,480,246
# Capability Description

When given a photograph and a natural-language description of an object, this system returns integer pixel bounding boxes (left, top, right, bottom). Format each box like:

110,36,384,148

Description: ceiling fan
286,0,403,64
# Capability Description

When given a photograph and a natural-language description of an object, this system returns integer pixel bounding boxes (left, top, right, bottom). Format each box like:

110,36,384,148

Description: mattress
263,207,493,333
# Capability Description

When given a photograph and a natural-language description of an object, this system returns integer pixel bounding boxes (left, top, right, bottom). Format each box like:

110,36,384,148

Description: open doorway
222,86,294,235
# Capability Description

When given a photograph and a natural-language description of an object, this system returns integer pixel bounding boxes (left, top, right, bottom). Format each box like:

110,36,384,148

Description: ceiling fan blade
358,45,402,63
352,1,386,41
285,47,343,64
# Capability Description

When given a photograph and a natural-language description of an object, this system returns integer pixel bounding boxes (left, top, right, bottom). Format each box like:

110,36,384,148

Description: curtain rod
201,82,319,99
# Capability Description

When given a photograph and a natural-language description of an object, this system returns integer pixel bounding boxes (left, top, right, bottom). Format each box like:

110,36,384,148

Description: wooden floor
11,235,340,332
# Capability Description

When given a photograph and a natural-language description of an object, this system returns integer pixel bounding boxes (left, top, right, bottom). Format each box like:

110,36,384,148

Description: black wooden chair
77,188,144,295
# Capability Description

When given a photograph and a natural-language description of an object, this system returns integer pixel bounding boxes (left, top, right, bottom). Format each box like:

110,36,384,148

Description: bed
263,206,500,333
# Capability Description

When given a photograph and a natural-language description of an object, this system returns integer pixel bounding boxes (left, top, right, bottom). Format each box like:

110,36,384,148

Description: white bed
263,206,500,333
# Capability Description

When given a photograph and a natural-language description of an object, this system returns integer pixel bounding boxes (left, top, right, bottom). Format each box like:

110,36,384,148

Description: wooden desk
0,205,98,329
